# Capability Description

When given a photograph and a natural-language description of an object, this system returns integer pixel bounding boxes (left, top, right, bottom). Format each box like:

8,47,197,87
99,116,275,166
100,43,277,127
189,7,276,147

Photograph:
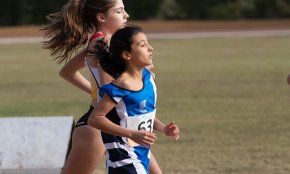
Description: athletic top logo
139,100,147,113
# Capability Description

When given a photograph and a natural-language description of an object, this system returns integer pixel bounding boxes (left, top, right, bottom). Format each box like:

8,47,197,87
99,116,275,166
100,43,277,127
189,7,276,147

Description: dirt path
0,20,289,44
1,29,290,44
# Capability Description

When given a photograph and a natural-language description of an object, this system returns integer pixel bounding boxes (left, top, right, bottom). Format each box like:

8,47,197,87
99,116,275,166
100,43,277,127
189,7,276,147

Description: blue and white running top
99,68,157,174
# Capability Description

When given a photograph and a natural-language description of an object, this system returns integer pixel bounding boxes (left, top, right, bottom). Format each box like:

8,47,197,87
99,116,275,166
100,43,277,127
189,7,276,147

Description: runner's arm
59,49,91,94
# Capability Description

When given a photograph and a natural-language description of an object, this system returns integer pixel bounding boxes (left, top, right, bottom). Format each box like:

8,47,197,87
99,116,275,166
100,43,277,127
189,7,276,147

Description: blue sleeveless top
99,68,157,174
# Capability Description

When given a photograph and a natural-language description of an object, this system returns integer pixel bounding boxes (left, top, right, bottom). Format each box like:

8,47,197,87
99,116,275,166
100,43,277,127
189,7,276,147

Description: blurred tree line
1,0,290,26
0,0,67,26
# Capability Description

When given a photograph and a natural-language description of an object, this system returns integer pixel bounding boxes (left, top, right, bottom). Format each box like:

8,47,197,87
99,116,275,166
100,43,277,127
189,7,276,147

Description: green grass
1,36,290,174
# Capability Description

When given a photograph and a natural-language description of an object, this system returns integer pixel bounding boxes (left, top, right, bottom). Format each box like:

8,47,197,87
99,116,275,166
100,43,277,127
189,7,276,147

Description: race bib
127,113,155,147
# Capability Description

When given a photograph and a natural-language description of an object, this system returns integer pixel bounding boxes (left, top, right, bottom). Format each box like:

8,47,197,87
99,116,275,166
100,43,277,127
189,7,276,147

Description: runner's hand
131,130,157,147
163,121,180,140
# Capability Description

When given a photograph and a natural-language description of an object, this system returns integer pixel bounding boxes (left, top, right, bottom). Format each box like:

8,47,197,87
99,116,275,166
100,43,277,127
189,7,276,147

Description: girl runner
88,25,180,174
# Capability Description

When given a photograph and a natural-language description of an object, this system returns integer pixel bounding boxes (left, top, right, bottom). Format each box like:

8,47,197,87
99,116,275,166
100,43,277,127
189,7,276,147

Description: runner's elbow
59,66,71,79
88,115,100,129
59,67,66,78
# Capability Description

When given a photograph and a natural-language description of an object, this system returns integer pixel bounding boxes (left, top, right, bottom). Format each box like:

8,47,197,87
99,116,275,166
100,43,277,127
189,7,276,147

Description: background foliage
1,0,290,26
0,0,67,26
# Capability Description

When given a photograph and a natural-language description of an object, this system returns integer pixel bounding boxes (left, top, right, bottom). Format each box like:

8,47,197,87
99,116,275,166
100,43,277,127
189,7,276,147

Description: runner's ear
121,51,131,61
96,13,106,23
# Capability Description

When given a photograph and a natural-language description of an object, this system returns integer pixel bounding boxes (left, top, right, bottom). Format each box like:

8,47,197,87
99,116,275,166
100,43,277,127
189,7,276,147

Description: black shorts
75,105,94,128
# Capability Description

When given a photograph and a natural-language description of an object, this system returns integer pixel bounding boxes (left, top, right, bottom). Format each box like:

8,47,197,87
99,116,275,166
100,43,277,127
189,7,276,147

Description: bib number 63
127,114,155,133
138,119,153,132
127,114,155,147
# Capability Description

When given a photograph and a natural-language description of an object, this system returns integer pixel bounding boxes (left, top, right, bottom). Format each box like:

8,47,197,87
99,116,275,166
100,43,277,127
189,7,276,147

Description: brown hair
42,0,116,63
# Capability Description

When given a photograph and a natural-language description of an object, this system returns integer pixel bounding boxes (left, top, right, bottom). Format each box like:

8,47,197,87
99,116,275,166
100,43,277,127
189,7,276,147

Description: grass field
1,36,290,174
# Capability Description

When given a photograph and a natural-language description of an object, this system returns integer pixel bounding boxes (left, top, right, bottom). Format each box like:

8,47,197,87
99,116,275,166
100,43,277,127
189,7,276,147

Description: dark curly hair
93,25,143,78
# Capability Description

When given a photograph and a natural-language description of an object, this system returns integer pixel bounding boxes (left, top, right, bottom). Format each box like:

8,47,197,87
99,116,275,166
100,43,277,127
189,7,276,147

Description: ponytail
42,0,88,63
42,0,116,64
92,41,125,79
92,25,143,79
